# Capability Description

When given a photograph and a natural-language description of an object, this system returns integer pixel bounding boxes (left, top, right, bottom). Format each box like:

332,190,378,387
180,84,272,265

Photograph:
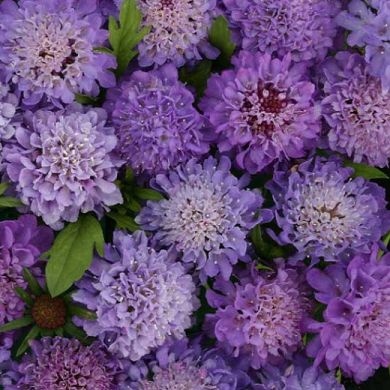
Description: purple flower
336,0,390,91
206,263,311,369
0,215,53,325
2,104,123,230
105,64,208,176
267,157,390,263
73,230,198,361
321,52,390,167
305,248,390,382
0,333,14,364
136,156,272,282
223,0,340,63
0,0,116,105
1,337,121,389
200,51,321,173
0,80,19,141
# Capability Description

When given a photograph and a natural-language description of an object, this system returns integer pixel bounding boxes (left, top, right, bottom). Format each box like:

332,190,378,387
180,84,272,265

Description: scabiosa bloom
0,333,13,364
200,51,321,174
105,64,208,176
2,337,121,389
136,156,272,281
73,230,198,361
322,52,390,167
0,80,19,141
223,0,340,63
206,264,311,369
336,0,390,91
0,215,53,325
305,248,390,382
267,157,390,263
0,0,116,105
2,104,123,229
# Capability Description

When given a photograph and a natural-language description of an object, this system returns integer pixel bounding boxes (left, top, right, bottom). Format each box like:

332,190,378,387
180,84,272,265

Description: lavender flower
305,248,390,382
73,230,198,361
206,263,311,369
267,157,390,263
2,104,123,230
336,0,390,91
0,215,53,325
105,64,208,176
136,156,272,282
0,80,19,141
322,52,390,167
0,0,116,105
200,51,321,173
223,0,340,63
0,333,13,364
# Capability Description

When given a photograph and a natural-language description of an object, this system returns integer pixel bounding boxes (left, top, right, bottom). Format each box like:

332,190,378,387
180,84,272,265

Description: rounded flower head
200,51,321,173
267,157,390,263
136,156,272,282
105,65,208,176
305,248,390,382
0,215,53,325
206,264,311,369
2,337,121,389
223,0,340,63
321,52,390,167
0,0,116,105
73,230,198,361
2,104,123,229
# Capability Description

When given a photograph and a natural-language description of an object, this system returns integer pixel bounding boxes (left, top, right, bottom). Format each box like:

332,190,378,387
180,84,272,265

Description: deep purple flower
267,157,390,263
73,230,198,361
2,104,123,229
0,215,53,325
200,51,321,173
322,52,390,167
305,248,390,382
206,263,311,369
136,156,272,282
223,0,340,63
336,0,390,91
0,0,116,105
105,64,208,176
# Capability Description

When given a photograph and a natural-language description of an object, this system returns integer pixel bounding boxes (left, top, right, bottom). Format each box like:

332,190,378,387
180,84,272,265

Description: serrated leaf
23,268,43,296
15,287,33,306
0,316,33,333
0,196,23,208
0,182,9,196
179,60,213,99
45,215,105,297
68,304,97,320
16,325,40,356
344,161,389,180
135,188,164,201
107,212,139,232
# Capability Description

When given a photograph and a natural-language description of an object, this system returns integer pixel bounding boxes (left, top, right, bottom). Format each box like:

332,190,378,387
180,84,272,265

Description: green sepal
23,268,43,296
0,196,23,208
16,325,40,357
134,188,164,201
64,322,88,341
68,304,97,320
14,287,34,306
0,316,33,333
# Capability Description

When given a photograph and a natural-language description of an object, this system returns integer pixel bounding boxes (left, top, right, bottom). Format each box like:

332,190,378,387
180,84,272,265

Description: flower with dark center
31,295,67,330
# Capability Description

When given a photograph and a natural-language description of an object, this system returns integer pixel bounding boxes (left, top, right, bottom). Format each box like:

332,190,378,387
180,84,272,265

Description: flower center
32,294,67,329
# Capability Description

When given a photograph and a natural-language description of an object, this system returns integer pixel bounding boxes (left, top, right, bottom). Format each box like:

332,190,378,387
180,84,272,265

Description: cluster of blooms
1,0,390,389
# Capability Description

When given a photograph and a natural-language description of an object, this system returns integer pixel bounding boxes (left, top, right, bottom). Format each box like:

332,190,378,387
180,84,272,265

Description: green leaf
64,322,88,341
14,287,33,306
256,262,274,272
336,368,342,383
45,215,105,297
23,268,43,296
107,212,140,232
39,328,54,337
344,161,389,180
179,60,213,99
0,196,23,208
75,93,99,105
16,325,40,356
68,304,97,320
135,188,164,201
0,316,33,333
55,327,64,337
0,182,9,196
94,46,114,54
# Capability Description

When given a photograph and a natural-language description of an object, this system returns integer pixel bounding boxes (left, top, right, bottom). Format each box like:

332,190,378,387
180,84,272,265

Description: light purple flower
73,230,198,361
0,80,19,141
0,0,116,105
200,51,321,173
3,104,123,230
0,333,14,365
136,156,272,282
267,157,390,263
105,64,208,176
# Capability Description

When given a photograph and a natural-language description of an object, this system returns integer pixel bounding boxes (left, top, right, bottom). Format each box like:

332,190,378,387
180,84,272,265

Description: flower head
136,156,272,281
3,104,123,229
73,230,198,361
267,157,390,263
305,248,390,382
0,80,19,141
0,0,116,105
200,51,321,173
105,64,208,176
321,52,390,167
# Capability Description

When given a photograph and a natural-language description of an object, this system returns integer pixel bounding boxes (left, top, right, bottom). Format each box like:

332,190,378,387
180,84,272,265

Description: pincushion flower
0,0,116,105
136,156,272,282
2,104,123,230
200,51,321,173
223,0,340,63
206,264,311,369
267,157,390,263
322,52,390,167
105,64,208,176
305,248,390,382
73,230,198,361
336,0,390,91
0,80,19,141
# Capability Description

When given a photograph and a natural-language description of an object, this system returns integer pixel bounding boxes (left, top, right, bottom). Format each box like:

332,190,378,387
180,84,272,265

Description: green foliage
16,325,40,356
344,161,389,180
250,224,286,260
0,316,33,333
